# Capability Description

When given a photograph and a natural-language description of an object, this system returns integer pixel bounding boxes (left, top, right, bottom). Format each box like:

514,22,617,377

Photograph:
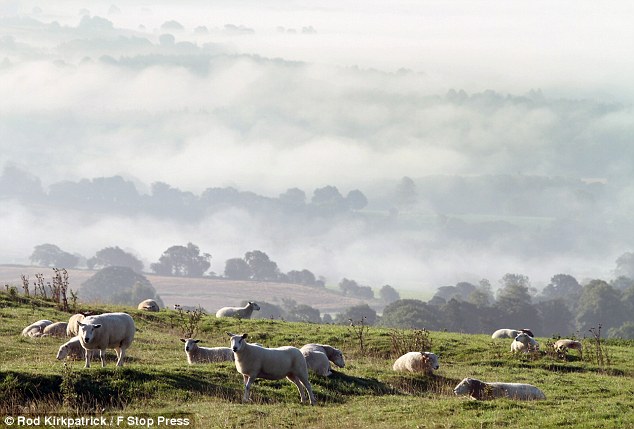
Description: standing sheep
138,299,160,312
511,332,539,353
67,314,85,337
21,320,53,337
77,312,135,368
491,329,520,339
216,302,260,319
42,322,69,337
228,332,316,405
56,337,94,361
300,344,345,377
454,377,546,400
180,338,234,364
392,352,440,375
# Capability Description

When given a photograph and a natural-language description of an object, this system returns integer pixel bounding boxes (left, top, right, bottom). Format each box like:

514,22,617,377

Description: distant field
1,292,633,428
0,265,369,314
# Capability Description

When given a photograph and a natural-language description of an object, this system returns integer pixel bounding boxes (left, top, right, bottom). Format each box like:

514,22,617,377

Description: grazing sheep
77,312,135,368
491,329,520,339
56,337,94,361
42,322,68,337
392,352,440,375
21,320,53,337
454,377,546,400
67,314,85,336
300,344,345,377
511,332,539,353
554,339,583,358
216,302,260,319
180,338,234,364
137,299,160,312
228,332,316,405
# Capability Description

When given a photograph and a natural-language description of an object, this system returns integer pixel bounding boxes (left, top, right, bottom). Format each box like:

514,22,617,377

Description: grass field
1,291,633,428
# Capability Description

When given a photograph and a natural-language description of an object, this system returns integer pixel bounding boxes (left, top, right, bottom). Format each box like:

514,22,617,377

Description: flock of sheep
20,298,583,405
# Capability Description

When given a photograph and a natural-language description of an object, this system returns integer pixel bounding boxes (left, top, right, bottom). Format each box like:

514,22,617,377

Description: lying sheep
554,339,583,358
77,312,135,368
42,322,68,337
21,319,53,337
300,343,345,377
216,302,260,319
67,314,85,336
454,377,546,400
56,337,94,361
138,299,160,312
491,329,520,339
519,328,535,337
511,332,539,353
392,352,440,375
228,332,316,405
180,338,234,364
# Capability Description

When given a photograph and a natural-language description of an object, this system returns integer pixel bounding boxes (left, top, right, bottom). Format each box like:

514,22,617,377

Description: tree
395,176,417,207
30,244,79,268
286,269,321,287
540,274,582,309
244,250,280,281
495,273,539,333
345,189,368,210
311,185,346,213
150,243,211,277
335,304,377,325
224,258,252,280
538,299,575,337
379,285,400,304
338,278,374,299
80,266,163,306
576,280,626,333
614,252,634,279
278,188,306,210
87,246,143,273
380,299,441,330
608,322,634,339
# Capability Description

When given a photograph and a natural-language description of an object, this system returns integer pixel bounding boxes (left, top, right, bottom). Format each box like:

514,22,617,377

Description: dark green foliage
80,266,162,307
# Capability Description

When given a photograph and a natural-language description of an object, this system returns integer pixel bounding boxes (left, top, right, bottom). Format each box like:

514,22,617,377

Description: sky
1,1,633,292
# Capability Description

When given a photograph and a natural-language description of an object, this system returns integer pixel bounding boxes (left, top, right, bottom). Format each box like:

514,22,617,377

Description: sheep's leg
100,349,107,367
116,347,126,367
84,350,91,368
243,375,253,402
286,375,308,403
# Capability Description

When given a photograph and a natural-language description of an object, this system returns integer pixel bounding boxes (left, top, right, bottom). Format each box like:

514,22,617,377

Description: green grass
1,292,633,428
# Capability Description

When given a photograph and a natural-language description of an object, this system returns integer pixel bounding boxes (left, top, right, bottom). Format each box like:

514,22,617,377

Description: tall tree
81,266,163,306
30,244,79,268
614,252,634,279
495,273,540,333
540,274,582,309
151,243,211,277
576,280,626,333
224,258,252,280
87,246,144,273
379,284,400,304
244,250,280,281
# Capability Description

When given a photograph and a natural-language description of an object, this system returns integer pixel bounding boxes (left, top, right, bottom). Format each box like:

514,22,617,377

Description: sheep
21,319,53,337
216,302,260,319
300,343,345,377
180,338,234,364
453,377,546,400
67,314,85,336
56,337,94,361
554,339,583,358
491,329,520,339
42,322,68,337
511,332,539,353
228,332,316,405
519,328,535,337
137,299,160,312
392,352,440,375
77,312,135,368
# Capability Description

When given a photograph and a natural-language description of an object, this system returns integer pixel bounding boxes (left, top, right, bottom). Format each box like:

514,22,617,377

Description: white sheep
138,299,160,312
392,352,440,375
216,302,260,319
56,337,94,361
491,329,520,339
228,332,316,405
554,339,583,358
453,377,546,400
21,319,53,337
42,322,68,337
180,338,234,364
67,314,85,336
77,312,135,368
300,343,345,377
511,332,539,353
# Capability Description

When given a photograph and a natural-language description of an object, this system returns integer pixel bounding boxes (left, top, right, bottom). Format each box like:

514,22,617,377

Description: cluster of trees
80,266,164,308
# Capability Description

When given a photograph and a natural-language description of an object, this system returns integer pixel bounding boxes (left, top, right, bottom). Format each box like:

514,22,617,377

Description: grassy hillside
1,292,633,428
0,265,370,314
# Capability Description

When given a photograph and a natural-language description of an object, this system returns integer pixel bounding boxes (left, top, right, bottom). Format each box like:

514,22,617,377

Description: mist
1,1,632,292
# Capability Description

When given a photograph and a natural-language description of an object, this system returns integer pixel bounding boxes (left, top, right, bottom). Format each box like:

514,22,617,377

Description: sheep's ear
77,321,85,327
194,340,200,343
241,333,248,339
180,338,186,343
93,324,102,329
226,332,234,337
